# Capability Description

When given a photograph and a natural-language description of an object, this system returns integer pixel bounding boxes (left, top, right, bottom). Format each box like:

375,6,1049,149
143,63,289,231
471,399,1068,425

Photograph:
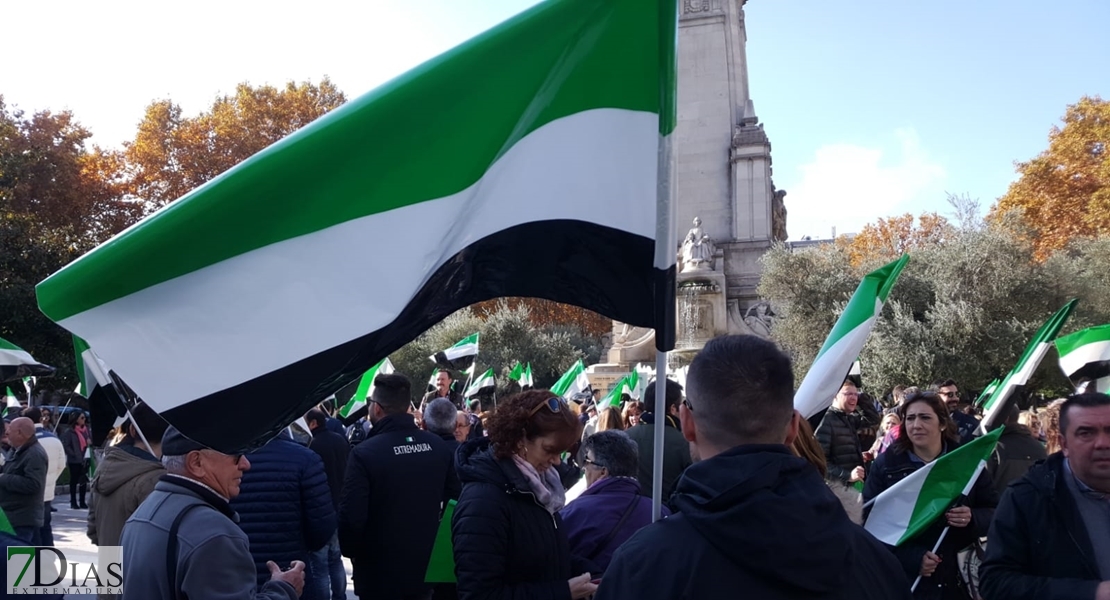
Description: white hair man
120,426,303,600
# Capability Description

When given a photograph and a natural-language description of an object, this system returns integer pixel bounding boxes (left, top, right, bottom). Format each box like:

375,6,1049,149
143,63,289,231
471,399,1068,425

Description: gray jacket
120,475,297,600
0,438,48,527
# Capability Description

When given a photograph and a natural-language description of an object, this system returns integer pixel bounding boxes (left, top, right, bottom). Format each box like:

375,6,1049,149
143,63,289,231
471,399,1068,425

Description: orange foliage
991,96,1110,260
846,212,953,267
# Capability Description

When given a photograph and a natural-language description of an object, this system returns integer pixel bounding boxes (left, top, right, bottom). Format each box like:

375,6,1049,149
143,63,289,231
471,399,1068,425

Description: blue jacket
230,434,337,588
559,476,665,575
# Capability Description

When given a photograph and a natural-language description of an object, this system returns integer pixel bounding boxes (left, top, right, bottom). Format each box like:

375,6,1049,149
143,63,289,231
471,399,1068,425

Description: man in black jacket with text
339,374,455,600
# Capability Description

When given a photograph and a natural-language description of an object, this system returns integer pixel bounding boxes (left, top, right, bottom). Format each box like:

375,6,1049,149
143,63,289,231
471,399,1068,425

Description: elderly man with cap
120,426,304,600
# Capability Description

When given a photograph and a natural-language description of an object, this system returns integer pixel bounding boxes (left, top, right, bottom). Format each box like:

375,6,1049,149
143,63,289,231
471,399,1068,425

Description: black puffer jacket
452,438,581,600
229,433,336,588
815,407,866,483
863,444,997,600
985,424,1046,496
979,453,1101,600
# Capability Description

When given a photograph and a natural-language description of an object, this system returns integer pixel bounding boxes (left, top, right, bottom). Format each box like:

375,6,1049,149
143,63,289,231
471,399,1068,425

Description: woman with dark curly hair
452,390,597,600
863,392,998,600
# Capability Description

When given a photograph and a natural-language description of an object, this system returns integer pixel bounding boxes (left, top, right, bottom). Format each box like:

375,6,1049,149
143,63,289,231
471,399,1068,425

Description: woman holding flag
863,391,998,600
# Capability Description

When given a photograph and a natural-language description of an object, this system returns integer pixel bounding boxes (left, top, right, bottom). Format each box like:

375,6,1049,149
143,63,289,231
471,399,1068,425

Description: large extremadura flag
35,0,679,452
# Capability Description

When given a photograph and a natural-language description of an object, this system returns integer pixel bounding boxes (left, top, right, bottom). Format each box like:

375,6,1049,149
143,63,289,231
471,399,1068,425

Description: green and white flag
1056,324,1110,394
4,387,20,410
978,299,1077,434
975,378,1000,408
338,358,396,419
0,336,55,383
597,376,626,412
464,368,497,398
864,427,1002,546
431,333,481,372
795,255,910,419
34,0,679,452
521,363,534,389
551,360,591,400
508,363,524,381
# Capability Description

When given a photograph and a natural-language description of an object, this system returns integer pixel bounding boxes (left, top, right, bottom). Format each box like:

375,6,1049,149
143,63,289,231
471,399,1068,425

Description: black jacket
339,414,455,599
453,438,583,600
979,453,1101,600
229,434,336,588
596,445,912,600
434,431,463,502
985,424,1046,496
308,426,351,512
815,407,866,484
950,411,979,445
863,444,998,600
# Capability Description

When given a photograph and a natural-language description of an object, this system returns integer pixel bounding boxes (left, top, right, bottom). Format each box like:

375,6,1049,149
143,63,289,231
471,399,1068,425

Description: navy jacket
597,445,912,600
979,453,1102,600
863,443,997,600
453,438,585,600
339,414,455,599
559,476,666,575
229,434,336,588
308,427,350,512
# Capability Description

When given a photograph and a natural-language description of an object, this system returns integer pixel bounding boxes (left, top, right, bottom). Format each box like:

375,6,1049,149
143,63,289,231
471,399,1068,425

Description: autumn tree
472,297,611,336
843,210,954,268
123,78,347,209
993,95,1110,260
0,96,137,390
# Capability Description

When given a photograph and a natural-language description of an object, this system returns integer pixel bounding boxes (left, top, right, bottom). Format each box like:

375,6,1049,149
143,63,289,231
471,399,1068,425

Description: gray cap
161,426,208,455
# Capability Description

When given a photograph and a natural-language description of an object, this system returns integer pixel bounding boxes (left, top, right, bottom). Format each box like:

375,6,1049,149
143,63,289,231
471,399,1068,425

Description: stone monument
600,0,785,373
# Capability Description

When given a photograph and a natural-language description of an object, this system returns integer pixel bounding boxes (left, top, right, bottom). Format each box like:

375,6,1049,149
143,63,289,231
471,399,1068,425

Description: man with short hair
929,378,978,444
623,379,692,507
340,374,456,600
980,392,1110,600
120,426,303,600
597,335,910,599
420,369,462,411
305,408,350,600
23,407,65,546
423,398,462,502
0,417,48,544
815,380,869,485
560,430,664,574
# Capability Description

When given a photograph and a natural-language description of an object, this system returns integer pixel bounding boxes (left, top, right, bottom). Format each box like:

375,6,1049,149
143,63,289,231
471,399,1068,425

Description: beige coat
87,444,164,547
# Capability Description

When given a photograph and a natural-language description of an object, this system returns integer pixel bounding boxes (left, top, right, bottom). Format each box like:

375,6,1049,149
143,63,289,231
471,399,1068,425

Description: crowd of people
0,333,1108,600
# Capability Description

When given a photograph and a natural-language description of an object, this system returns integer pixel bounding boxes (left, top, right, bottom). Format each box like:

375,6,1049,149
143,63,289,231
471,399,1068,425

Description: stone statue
771,189,788,242
743,302,776,338
680,217,715,272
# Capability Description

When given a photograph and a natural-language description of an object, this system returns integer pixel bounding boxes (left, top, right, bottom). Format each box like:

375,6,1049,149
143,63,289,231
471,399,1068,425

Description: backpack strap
166,503,208,600
588,494,641,563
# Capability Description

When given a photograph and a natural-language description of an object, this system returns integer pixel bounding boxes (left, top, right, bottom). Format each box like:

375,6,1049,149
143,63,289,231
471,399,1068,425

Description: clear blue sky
3,0,1107,240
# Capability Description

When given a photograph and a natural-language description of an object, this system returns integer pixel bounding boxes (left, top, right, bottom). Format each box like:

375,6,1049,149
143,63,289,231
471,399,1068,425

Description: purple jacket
558,476,668,574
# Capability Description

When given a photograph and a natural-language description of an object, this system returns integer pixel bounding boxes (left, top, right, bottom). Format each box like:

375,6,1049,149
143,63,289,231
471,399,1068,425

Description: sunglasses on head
527,397,566,418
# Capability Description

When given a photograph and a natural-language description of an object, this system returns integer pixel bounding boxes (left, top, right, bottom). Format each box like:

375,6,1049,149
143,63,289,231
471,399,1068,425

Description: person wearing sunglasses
120,426,304,600
454,390,597,600
928,379,978,444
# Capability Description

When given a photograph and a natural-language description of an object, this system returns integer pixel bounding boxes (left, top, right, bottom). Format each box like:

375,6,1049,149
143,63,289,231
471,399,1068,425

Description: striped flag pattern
35,0,679,452
795,255,909,419
1056,324,1110,394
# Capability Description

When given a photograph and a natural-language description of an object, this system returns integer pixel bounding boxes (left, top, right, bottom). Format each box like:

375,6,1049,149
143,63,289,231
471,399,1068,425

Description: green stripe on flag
0,337,19,351
551,360,587,398
37,0,677,323
795,255,909,419
898,428,1002,545
979,299,1077,432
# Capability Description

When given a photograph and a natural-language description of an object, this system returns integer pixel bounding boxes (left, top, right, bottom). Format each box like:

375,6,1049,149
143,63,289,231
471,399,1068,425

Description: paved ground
49,499,358,599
